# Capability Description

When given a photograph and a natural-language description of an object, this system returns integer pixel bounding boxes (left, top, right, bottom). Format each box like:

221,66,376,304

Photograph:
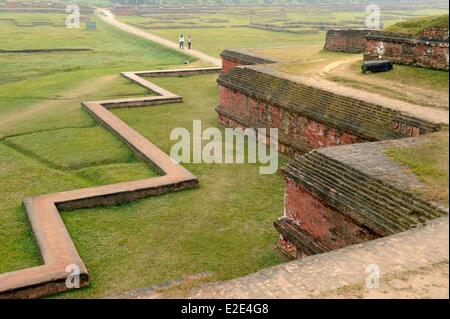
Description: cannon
361,60,393,74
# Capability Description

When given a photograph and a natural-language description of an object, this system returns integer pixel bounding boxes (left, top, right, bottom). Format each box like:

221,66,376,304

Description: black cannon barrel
362,60,394,73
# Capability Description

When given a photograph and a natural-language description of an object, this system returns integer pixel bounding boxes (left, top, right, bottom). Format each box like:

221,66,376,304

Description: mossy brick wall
278,144,448,258
217,66,443,157
364,31,449,71
324,29,371,53
217,85,365,156
217,49,447,260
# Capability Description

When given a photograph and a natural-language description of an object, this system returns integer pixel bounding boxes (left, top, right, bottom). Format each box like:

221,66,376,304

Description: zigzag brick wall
324,29,371,53
364,30,449,71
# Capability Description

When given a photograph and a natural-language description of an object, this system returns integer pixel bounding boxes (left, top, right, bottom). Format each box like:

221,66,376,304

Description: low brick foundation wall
324,29,371,53
364,30,449,71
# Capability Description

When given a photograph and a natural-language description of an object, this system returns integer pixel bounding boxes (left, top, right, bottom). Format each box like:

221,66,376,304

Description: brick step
274,217,332,255
283,151,447,236
291,157,428,232
310,151,444,215
286,162,409,235
296,153,442,220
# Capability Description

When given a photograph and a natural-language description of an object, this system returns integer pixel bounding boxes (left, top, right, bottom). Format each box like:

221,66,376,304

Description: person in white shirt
188,35,192,50
179,34,185,50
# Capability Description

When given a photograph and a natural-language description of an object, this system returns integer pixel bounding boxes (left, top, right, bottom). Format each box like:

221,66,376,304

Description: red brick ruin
218,49,448,259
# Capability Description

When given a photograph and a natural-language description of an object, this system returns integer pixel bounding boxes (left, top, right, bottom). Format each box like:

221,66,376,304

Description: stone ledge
220,49,280,66
188,216,448,298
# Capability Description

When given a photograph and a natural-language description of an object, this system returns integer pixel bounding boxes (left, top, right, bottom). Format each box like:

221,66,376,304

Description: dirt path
321,57,449,109
96,9,221,67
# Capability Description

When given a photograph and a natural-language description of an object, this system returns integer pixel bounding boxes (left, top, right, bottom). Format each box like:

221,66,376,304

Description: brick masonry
217,60,445,158
189,216,448,299
324,29,371,53
279,136,448,259
221,49,279,74
217,48,448,263
364,30,449,71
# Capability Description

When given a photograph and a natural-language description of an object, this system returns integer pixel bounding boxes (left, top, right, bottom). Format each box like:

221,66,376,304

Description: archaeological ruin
324,27,449,70
218,47,448,259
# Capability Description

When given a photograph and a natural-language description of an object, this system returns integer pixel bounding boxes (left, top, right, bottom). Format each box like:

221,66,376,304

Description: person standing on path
179,34,184,50
188,35,192,50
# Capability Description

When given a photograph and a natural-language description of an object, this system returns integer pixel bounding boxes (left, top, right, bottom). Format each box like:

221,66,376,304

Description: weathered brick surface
220,49,278,74
324,29,371,53
217,84,365,156
217,64,445,157
364,31,449,71
280,176,378,254
189,216,449,299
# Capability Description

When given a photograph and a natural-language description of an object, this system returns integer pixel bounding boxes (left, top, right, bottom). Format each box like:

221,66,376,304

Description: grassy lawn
385,14,449,35
58,73,290,298
144,26,324,58
385,131,449,206
0,12,289,298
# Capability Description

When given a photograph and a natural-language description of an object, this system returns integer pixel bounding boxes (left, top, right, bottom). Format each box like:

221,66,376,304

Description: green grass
0,12,289,298
385,132,449,205
386,14,449,35
325,59,449,108
5,127,138,169
53,73,290,298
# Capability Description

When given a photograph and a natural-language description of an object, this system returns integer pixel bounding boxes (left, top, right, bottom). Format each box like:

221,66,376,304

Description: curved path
96,9,221,67
0,66,220,299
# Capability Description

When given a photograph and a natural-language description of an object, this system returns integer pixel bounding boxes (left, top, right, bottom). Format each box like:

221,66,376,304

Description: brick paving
189,217,449,298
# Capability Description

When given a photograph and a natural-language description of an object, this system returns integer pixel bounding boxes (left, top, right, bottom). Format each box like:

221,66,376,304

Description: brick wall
364,31,449,71
324,29,371,53
217,49,447,260
220,49,278,74
217,85,365,157
276,176,378,258
217,62,444,157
